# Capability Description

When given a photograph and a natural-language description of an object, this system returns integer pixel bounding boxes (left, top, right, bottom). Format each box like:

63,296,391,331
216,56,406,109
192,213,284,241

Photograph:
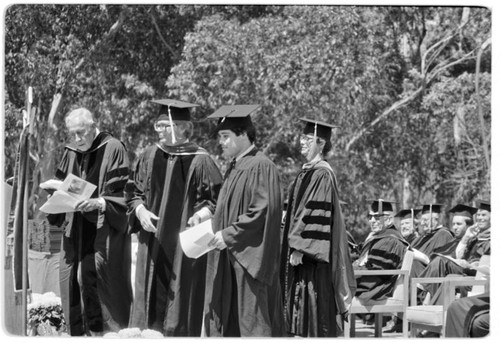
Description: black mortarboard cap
448,204,477,219
421,203,443,214
475,199,491,212
369,199,396,214
299,118,338,141
151,99,199,121
395,208,421,220
208,104,260,131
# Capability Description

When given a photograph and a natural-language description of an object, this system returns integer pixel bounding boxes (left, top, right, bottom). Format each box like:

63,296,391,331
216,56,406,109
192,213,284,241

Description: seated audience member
445,252,490,338
394,208,420,245
445,292,489,337
418,200,491,304
353,199,409,301
410,203,455,277
432,203,477,256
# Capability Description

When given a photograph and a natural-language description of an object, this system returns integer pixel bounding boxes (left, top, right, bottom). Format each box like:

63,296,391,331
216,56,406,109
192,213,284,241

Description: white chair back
469,254,490,296
392,249,414,301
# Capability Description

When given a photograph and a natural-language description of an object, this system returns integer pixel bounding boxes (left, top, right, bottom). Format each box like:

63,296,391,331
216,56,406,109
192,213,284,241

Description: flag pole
21,86,33,335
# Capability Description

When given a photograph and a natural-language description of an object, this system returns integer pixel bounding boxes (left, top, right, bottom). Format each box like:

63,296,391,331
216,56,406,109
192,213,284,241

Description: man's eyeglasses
68,128,91,140
367,214,389,220
300,135,316,143
154,122,175,132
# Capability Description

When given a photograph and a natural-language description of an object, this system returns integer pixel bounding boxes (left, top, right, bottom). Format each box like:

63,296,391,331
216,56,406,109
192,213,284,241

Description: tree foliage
4,5,491,241
165,5,491,240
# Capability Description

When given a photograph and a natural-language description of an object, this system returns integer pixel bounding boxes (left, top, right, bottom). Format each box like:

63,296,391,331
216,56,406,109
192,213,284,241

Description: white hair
65,108,95,128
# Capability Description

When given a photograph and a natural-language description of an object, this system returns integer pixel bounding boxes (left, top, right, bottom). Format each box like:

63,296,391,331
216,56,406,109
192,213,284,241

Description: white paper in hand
40,179,64,190
39,173,97,214
39,190,82,213
179,219,215,259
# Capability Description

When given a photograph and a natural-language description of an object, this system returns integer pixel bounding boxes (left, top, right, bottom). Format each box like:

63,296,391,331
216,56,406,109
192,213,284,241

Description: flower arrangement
103,328,164,338
27,292,67,336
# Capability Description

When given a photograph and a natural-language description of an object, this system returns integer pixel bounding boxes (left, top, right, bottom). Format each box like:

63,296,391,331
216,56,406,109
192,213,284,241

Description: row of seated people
348,199,491,338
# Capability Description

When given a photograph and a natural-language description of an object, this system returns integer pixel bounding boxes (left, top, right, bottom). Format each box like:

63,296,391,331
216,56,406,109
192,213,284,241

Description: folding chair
344,249,414,338
407,255,490,337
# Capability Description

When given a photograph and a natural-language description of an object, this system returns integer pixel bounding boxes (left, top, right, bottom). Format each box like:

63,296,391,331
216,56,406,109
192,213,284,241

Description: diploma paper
39,173,97,214
179,219,215,259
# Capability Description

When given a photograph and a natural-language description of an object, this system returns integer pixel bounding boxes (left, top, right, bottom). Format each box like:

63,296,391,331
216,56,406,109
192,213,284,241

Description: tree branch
47,93,62,130
345,86,424,151
422,10,472,75
150,13,181,60
73,6,128,73
345,35,482,152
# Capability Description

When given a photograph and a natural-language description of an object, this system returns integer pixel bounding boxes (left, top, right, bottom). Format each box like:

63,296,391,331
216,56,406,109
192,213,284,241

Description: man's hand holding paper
179,219,216,258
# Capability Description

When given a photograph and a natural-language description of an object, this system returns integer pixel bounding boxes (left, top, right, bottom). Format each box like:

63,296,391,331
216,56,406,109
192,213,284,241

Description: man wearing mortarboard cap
455,199,490,263
417,200,490,310
394,208,421,245
429,204,477,257
126,99,223,335
203,105,285,337
280,118,355,337
445,203,491,339
353,199,409,301
410,203,455,278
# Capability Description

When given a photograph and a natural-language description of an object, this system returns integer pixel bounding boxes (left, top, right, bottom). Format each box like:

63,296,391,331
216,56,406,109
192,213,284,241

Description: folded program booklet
39,173,97,214
179,219,215,259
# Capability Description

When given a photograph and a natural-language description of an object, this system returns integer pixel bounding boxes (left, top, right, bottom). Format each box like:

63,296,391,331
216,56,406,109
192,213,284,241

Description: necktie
224,159,236,180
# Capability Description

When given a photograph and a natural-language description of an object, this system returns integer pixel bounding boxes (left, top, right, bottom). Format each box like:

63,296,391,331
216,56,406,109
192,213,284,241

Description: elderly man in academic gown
203,105,285,337
126,99,223,336
353,200,409,301
47,108,132,336
394,208,421,245
410,203,455,277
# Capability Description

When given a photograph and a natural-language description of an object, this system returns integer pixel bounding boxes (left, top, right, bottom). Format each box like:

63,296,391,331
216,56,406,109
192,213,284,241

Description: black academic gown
354,225,409,301
411,226,454,277
419,231,490,299
404,232,419,246
49,132,132,335
280,159,355,337
445,292,490,337
203,148,285,337
126,143,222,336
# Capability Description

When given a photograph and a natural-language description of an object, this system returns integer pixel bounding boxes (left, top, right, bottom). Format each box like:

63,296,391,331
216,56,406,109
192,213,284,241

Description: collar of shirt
235,144,256,162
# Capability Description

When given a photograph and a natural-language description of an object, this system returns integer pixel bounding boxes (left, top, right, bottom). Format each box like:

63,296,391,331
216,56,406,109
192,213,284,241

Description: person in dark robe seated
418,200,491,305
431,203,477,256
410,203,455,278
203,105,285,337
395,208,421,245
126,99,223,336
445,291,490,337
445,251,490,338
353,199,409,301
47,108,132,336
386,204,478,334
383,207,421,333
280,118,355,337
